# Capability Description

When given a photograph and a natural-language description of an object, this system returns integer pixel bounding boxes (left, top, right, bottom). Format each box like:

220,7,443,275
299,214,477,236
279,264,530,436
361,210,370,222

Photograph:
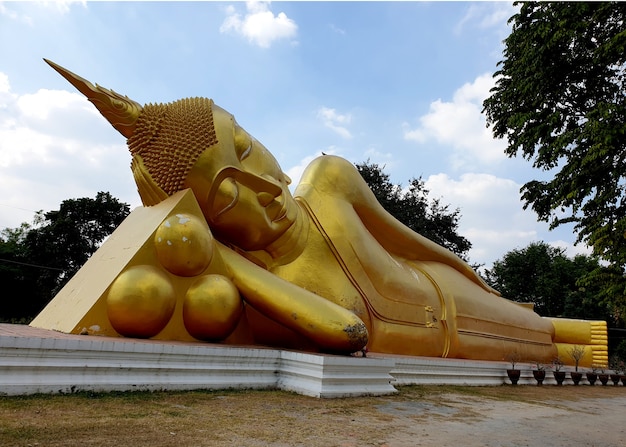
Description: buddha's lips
270,198,288,223
273,207,288,222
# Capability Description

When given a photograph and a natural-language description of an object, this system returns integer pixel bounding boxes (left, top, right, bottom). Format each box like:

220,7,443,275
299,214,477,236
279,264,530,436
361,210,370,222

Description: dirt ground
1,384,625,447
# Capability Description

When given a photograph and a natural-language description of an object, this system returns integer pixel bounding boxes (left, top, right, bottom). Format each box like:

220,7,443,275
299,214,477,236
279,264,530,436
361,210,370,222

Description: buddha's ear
131,154,169,206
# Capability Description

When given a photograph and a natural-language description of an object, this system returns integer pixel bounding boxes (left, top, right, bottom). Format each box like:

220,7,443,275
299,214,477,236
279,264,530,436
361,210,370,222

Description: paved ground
369,388,626,447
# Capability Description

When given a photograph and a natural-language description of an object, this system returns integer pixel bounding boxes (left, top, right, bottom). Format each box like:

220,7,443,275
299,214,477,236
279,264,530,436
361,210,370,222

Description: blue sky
0,1,588,269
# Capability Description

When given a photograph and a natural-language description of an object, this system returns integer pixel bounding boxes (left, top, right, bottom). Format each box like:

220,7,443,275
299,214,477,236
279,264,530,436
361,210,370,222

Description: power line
0,257,63,271
0,203,38,213
0,203,39,230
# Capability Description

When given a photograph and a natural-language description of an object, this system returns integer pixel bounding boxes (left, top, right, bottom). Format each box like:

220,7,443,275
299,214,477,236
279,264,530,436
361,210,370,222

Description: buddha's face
185,104,298,251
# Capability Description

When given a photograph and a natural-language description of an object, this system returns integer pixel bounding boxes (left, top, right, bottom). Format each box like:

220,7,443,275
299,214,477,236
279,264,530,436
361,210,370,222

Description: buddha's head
46,59,298,251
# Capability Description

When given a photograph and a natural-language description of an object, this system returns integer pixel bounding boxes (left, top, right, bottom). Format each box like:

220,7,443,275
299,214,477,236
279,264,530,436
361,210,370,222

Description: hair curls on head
128,97,218,199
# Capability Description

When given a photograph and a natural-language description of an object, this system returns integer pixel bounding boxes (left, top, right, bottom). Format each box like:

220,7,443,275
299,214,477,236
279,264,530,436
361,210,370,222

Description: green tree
0,224,42,322
0,192,130,322
484,241,611,321
482,2,626,319
355,160,472,259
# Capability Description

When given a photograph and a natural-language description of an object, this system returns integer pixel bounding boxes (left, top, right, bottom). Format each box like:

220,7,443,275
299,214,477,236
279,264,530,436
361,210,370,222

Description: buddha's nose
257,192,275,206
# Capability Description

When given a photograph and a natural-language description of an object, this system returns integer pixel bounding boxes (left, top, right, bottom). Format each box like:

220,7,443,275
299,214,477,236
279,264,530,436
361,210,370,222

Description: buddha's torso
268,201,450,355
268,212,373,330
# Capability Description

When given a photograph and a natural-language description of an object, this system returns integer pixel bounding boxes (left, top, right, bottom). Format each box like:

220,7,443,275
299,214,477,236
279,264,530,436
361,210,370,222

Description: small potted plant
552,356,566,385
609,355,623,386
532,361,548,386
505,351,522,385
587,364,599,385
617,359,626,385
568,345,586,385
597,364,609,385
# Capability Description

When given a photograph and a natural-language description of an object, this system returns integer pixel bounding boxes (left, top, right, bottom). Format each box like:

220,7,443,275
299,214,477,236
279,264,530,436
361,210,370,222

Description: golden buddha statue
32,60,608,366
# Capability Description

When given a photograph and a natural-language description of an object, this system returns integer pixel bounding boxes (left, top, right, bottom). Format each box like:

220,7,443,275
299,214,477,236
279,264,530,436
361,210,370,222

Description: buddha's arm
297,155,498,295
354,197,498,294
216,242,368,353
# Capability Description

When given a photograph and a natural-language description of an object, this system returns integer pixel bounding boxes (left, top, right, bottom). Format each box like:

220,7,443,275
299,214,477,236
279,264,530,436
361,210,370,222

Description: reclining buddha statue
31,60,608,367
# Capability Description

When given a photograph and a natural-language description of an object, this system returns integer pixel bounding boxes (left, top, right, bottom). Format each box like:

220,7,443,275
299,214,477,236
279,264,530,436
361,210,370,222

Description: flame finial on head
44,58,142,138
44,59,219,206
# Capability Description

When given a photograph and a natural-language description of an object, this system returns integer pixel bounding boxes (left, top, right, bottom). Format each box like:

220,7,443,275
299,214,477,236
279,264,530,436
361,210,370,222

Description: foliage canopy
484,241,611,322
483,2,626,318
0,192,129,321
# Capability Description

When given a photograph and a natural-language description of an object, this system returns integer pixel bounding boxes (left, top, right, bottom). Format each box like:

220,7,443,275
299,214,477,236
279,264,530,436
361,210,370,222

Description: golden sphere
107,265,176,338
154,213,213,277
183,274,243,341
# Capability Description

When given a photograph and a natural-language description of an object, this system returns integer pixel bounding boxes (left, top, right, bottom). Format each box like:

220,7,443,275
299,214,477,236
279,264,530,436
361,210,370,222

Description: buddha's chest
270,231,371,326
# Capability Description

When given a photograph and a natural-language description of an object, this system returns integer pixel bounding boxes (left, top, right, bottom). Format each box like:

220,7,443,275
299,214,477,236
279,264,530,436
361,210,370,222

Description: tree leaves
0,192,130,321
484,242,613,322
483,2,626,322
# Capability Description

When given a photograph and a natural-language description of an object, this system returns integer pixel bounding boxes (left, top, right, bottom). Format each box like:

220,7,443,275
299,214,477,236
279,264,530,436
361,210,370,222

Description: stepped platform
0,324,575,398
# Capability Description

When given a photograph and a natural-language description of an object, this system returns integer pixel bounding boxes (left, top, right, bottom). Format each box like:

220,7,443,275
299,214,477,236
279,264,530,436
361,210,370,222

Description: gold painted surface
552,319,609,367
107,265,176,338
32,60,608,361
183,274,243,341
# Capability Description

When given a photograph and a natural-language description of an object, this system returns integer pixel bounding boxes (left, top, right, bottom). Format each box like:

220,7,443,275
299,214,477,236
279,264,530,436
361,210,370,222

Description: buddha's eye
234,126,252,161
212,178,238,217
240,142,252,161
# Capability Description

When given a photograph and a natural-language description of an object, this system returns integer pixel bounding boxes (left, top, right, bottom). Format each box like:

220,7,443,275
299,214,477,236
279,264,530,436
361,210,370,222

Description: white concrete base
387,355,593,387
0,324,395,398
0,324,590,397
390,355,514,386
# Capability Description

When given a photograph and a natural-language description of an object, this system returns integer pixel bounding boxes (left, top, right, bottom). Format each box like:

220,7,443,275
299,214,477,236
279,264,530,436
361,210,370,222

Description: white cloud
317,107,352,139
0,73,15,114
286,153,321,190
425,172,540,266
0,76,140,230
42,0,87,14
455,2,517,35
0,1,85,23
0,73,11,93
0,2,32,25
550,239,593,259
17,88,84,120
0,2,15,19
285,156,313,191
404,73,506,170
329,23,346,35
220,1,298,48
363,147,394,166
454,2,519,60
422,171,594,266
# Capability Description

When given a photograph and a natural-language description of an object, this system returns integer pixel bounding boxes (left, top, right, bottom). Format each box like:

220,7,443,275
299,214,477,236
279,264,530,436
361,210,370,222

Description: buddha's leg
420,262,557,362
548,317,609,367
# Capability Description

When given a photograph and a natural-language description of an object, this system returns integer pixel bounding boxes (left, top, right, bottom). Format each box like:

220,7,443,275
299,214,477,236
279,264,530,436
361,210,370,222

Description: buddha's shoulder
296,156,370,206
300,155,362,188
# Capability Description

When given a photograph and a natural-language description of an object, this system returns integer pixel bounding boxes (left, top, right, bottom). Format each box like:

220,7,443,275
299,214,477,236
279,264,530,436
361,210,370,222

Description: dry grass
1,385,624,447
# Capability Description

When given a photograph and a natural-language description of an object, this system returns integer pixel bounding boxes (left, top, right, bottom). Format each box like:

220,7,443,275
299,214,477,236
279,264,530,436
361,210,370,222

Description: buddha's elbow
316,317,368,354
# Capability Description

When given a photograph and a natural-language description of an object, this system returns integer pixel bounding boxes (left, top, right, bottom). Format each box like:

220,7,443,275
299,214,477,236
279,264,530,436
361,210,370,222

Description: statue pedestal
1,324,548,397
0,324,395,398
